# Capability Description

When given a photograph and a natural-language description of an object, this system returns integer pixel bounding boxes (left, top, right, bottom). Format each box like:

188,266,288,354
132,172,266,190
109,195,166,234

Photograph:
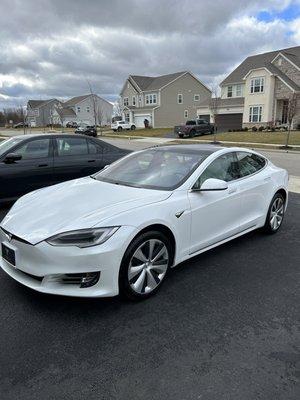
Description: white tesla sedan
0,145,288,300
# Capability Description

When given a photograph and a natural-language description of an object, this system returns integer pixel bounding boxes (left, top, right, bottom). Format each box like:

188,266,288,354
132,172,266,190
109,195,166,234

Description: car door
52,136,103,183
188,152,242,254
235,151,272,230
0,137,54,200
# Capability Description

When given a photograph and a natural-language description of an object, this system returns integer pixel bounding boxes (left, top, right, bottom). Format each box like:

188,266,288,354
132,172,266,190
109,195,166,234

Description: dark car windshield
0,137,24,157
186,120,196,125
94,147,213,190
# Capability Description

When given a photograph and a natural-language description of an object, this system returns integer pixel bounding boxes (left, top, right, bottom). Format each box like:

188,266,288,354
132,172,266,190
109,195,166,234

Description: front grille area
62,272,100,288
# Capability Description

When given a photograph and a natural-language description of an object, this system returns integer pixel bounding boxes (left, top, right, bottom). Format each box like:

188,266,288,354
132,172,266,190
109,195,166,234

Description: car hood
1,177,171,245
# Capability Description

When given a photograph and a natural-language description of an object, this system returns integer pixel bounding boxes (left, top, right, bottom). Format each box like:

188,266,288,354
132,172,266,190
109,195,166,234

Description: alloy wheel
128,239,169,294
270,197,284,231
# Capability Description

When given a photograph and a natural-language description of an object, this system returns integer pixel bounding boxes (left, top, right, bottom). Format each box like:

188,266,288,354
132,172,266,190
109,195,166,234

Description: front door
188,152,242,254
0,137,54,200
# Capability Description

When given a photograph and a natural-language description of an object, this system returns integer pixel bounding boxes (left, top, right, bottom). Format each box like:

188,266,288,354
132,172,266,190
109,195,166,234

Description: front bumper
0,226,138,297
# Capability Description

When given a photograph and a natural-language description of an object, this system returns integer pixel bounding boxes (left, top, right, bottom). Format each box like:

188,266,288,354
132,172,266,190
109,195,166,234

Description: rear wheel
189,129,195,138
131,125,136,130
263,192,285,234
119,231,172,300
118,126,122,132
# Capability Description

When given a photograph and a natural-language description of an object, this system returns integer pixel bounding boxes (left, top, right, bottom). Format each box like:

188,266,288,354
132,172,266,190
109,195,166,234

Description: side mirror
4,153,22,163
193,178,228,192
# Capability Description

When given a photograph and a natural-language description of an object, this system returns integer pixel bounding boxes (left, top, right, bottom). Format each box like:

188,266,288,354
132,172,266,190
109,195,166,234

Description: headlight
46,227,119,248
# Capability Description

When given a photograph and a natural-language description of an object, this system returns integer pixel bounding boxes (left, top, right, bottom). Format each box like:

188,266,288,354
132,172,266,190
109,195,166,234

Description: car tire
118,127,122,132
131,125,136,131
263,192,285,234
189,130,195,138
119,230,172,301
179,134,184,138
113,129,116,132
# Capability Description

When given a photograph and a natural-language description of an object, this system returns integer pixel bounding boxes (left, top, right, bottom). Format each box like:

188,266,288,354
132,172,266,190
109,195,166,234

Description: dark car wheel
263,192,285,234
131,125,136,131
118,126,123,132
178,134,184,138
119,231,172,300
189,130,195,138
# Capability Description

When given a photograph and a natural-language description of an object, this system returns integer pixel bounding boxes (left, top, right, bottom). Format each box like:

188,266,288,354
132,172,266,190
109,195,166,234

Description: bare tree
209,86,220,143
113,98,123,118
87,80,98,135
284,92,298,148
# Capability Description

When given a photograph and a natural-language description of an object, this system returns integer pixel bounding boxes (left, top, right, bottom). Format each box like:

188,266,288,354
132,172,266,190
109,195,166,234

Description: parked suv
174,119,214,138
111,120,136,132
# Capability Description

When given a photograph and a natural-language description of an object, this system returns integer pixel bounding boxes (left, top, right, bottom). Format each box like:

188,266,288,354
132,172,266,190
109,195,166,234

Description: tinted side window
194,153,239,189
237,152,266,177
88,140,102,154
56,138,88,156
16,139,50,159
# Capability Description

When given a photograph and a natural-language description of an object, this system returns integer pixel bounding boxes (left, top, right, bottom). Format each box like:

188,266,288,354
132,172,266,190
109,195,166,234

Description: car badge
175,211,184,218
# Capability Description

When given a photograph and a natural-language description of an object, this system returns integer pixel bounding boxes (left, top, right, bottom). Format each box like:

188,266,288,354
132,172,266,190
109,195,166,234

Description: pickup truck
174,119,214,138
111,120,136,132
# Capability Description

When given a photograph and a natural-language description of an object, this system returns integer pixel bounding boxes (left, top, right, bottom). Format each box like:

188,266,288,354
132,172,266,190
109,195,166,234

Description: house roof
27,99,58,108
129,71,187,91
55,106,77,118
197,97,244,108
265,63,300,91
64,94,91,107
221,46,300,85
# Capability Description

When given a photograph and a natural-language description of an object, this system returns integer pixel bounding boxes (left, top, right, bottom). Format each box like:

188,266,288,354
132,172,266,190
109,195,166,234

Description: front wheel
131,125,136,130
263,193,285,234
119,231,172,300
189,130,195,138
118,126,122,132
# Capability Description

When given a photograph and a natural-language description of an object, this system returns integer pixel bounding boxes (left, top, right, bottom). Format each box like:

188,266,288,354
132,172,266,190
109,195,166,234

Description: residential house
197,46,300,131
61,94,113,126
27,99,62,127
119,71,211,128
28,94,113,127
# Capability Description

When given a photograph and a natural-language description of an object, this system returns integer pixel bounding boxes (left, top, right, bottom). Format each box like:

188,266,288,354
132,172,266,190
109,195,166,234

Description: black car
66,121,78,128
13,122,29,129
75,125,97,137
0,134,130,204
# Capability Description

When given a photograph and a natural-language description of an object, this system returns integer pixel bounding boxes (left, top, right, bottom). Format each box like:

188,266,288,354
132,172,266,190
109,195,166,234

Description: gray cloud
0,0,299,108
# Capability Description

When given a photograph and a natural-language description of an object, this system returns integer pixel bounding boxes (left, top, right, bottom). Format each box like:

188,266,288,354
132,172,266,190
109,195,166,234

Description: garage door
198,114,210,123
134,115,152,128
215,114,243,132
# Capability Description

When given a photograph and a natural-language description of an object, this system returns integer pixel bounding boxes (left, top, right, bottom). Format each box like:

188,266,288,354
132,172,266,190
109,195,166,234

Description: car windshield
0,137,24,157
94,147,213,190
186,120,196,125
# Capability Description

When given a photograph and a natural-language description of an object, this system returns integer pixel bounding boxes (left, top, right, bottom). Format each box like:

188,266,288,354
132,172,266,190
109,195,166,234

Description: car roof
155,144,224,152
9,133,92,140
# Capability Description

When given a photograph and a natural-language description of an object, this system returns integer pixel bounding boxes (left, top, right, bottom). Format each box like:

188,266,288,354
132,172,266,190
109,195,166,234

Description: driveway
0,194,299,400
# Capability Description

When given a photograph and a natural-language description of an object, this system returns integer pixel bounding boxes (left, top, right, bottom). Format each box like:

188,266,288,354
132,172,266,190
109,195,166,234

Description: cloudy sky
0,0,300,109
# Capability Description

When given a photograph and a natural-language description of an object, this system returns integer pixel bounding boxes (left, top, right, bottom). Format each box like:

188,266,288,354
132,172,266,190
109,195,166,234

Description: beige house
119,71,211,128
197,46,300,131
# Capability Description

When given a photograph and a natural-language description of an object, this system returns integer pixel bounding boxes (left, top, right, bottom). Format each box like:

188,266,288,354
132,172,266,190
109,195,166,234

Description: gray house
27,99,61,127
61,94,113,126
197,45,300,130
119,71,211,128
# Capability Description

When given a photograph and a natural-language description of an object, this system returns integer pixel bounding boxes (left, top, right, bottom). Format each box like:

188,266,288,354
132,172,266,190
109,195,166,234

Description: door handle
87,160,96,163
38,164,48,167
228,187,237,194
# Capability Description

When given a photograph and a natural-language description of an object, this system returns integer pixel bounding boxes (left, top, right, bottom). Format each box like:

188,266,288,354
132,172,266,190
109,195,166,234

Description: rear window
237,152,266,177
186,120,196,125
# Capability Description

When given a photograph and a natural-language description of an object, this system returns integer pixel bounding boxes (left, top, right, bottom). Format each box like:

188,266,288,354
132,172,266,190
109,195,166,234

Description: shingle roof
27,99,57,108
130,71,187,91
64,94,91,107
221,46,300,85
197,97,244,108
265,63,300,91
55,107,77,118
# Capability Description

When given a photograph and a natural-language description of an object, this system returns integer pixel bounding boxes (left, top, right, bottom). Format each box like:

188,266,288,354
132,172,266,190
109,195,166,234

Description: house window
132,96,136,106
77,106,81,113
236,84,242,97
194,94,200,101
184,110,188,118
278,58,282,66
86,106,90,113
249,106,262,123
125,113,130,122
145,94,157,105
123,97,129,106
139,95,142,104
250,77,264,93
227,86,233,98
178,94,183,104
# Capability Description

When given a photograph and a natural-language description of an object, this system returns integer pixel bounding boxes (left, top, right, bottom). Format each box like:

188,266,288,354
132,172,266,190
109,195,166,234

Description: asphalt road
0,194,299,400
